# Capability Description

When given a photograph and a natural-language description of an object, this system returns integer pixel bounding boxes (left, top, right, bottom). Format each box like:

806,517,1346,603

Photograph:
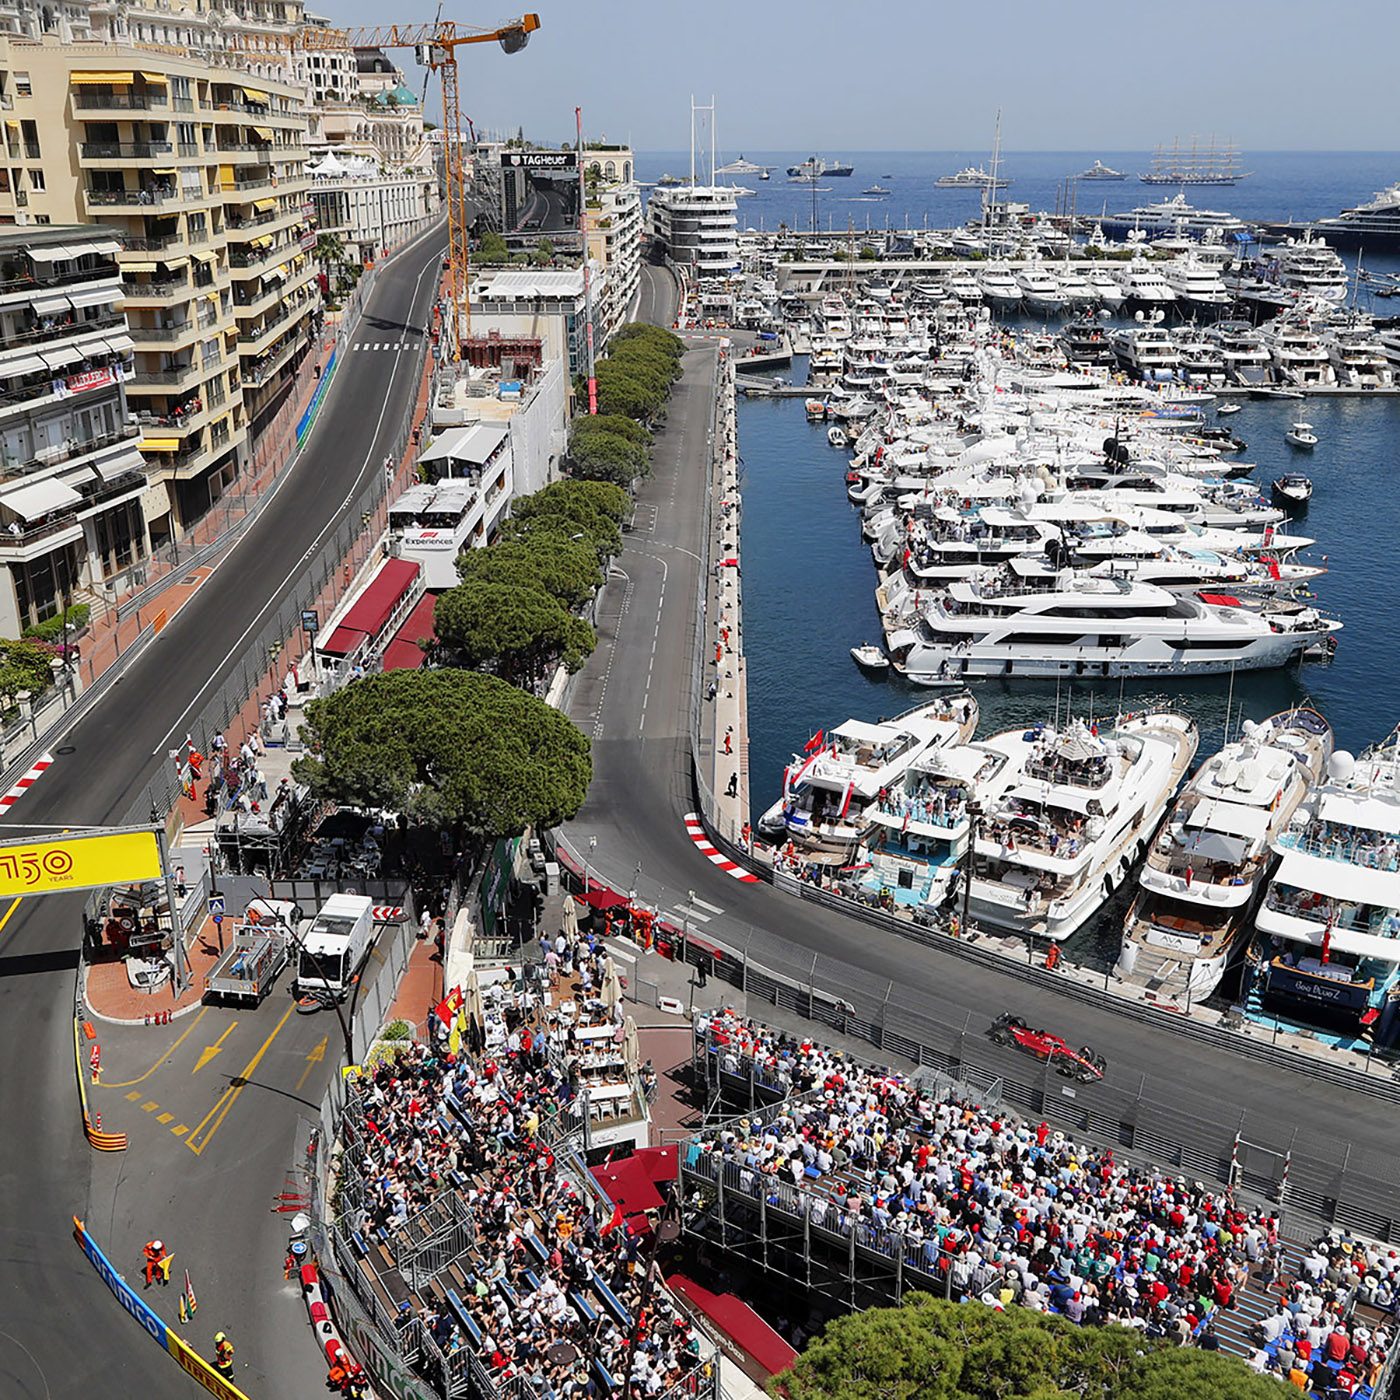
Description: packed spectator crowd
687,1010,1392,1392
338,932,703,1400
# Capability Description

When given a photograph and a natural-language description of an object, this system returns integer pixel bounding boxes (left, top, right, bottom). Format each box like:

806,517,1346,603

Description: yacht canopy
1184,799,1271,841
1184,830,1247,865
831,719,899,746
1318,792,1400,836
1274,848,1400,909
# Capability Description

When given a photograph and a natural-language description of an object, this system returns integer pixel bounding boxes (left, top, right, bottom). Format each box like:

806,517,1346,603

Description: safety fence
548,827,1400,1246
0,220,446,802
120,256,441,837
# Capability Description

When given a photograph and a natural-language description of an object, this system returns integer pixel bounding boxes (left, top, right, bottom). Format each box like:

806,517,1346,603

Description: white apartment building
308,151,437,266
0,225,151,633
0,4,321,534
647,184,739,283
584,147,642,338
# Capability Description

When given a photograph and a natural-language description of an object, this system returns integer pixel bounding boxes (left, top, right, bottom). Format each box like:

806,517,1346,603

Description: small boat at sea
827,425,849,449
1286,421,1319,449
862,184,891,196
1249,386,1306,400
1273,474,1313,506
1216,400,1242,416
805,398,828,421
1078,159,1127,181
850,644,889,671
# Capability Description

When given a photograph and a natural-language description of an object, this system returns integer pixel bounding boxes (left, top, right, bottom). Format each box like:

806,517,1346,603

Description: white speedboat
1216,400,1242,416
757,696,979,860
850,643,889,672
1118,708,1334,1001
1273,474,1313,507
828,425,849,449
1285,421,1318,448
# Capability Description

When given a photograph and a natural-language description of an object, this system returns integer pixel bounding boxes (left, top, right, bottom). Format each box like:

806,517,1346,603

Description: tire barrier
73,1014,126,1152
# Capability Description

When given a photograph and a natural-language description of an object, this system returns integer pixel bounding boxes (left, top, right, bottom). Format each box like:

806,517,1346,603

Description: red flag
1321,919,1333,965
434,986,464,1028
601,1202,624,1237
804,729,825,754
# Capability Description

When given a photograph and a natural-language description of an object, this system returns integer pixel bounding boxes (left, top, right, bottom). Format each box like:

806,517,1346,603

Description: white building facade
647,185,739,282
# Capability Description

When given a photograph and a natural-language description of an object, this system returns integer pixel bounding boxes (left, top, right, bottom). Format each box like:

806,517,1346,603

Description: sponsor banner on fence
168,1333,254,1400
324,1261,437,1400
72,1216,170,1351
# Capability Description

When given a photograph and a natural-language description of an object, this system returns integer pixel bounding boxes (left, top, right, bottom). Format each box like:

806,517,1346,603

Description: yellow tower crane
237,14,540,358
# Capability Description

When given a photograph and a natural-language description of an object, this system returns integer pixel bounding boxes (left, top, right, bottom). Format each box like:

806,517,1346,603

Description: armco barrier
72,1216,254,1400
295,344,339,445
73,1013,126,1152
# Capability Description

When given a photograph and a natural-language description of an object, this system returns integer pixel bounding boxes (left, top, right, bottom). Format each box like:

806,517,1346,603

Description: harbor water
739,356,1400,965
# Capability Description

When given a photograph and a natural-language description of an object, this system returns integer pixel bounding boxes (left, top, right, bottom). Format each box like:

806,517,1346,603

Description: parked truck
203,898,301,1005
292,893,376,1003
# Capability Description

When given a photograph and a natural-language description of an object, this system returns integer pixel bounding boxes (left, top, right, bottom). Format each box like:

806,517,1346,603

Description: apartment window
29,169,43,192
14,73,30,98
34,215,50,224
20,120,38,160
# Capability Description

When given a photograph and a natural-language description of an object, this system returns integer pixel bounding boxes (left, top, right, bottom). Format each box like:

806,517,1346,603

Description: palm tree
315,231,353,297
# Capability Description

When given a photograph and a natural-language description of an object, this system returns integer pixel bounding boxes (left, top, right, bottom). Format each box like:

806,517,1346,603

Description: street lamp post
960,801,981,938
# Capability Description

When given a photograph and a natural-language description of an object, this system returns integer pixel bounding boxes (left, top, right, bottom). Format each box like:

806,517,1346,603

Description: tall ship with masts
1140,137,1249,186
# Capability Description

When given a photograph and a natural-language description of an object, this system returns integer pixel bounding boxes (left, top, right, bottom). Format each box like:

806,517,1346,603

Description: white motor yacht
1109,324,1179,381
944,269,984,304
1260,317,1336,387
1163,255,1233,319
1253,733,1400,1041
1085,268,1128,309
978,263,1023,311
756,696,979,860
1016,266,1069,316
1119,258,1179,315
1056,266,1098,309
1118,707,1334,1002
885,559,1341,684
1263,237,1350,304
964,714,1198,941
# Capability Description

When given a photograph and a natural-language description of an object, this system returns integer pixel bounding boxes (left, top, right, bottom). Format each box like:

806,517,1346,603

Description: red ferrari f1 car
987,1013,1106,1082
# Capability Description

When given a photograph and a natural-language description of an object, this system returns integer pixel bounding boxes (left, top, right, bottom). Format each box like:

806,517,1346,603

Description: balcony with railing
130,360,208,392
73,91,170,113
0,262,122,302
121,278,193,303
0,311,125,354
79,140,174,162
0,424,141,484
85,184,181,210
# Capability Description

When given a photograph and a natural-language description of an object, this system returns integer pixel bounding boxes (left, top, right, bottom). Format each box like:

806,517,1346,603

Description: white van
293,893,375,1001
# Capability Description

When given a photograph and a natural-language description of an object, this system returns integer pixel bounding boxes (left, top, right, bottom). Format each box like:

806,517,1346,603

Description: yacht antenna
1055,673,1062,733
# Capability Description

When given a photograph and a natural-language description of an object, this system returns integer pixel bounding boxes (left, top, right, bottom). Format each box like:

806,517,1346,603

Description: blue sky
320,1,1400,152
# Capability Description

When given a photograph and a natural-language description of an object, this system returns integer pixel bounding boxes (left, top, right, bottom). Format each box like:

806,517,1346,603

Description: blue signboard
72,1217,170,1351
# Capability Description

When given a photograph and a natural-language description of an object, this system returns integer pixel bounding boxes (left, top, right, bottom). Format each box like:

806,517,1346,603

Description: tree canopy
566,418,649,486
475,230,509,263
293,670,591,836
434,581,594,683
455,536,601,613
506,479,628,562
773,1296,1288,1400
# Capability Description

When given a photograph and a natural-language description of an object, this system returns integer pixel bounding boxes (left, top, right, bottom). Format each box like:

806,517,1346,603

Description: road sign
0,828,161,897
208,895,225,916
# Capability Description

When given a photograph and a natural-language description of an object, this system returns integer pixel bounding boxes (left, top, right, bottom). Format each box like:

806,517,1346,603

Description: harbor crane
237,14,540,357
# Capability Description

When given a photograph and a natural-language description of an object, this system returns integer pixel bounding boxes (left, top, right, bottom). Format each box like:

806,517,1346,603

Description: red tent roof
578,884,631,911
381,590,438,672
319,559,421,657
665,1275,797,1377
1198,592,1242,608
590,1147,678,1234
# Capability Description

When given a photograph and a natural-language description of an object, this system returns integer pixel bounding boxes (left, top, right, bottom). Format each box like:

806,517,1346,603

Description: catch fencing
550,825,1400,1246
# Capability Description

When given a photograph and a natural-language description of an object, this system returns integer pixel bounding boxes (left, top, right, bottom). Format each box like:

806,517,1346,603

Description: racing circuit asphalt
565,266,1400,1226
0,221,448,1399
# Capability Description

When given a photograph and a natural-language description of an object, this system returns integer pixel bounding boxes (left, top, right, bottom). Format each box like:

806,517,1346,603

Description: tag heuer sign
503,151,576,170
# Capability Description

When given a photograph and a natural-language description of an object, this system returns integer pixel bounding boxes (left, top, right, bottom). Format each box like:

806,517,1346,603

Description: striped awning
122,260,159,274
242,87,269,103
142,437,180,451
251,126,273,141
160,256,190,270
71,71,134,84
253,197,277,213
140,71,169,85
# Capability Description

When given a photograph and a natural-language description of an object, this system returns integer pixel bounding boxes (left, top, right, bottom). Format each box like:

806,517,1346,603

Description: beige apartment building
0,34,319,536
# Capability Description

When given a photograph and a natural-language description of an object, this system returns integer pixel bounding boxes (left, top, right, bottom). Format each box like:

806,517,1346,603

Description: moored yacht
1117,708,1334,1002
757,696,979,860
1163,255,1233,319
978,263,1023,311
885,559,1341,684
1119,259,1179,316
1252,733,1400,1046
1016,265,1068,316
965,714,1198,941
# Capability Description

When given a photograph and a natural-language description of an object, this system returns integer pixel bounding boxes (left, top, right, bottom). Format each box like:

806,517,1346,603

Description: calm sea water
638,150,1400,239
